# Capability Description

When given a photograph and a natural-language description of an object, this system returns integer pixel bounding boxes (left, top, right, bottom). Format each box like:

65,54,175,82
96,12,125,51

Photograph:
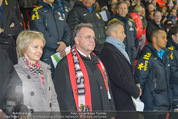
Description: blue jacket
167,38,178,110
134,43,172,111
30,1,71,61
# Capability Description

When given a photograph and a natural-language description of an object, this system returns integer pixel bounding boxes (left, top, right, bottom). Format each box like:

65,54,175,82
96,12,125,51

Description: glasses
77,35,95,40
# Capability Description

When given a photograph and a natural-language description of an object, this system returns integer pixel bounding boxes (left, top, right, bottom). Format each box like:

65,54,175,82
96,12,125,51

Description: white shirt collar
76,48,91,59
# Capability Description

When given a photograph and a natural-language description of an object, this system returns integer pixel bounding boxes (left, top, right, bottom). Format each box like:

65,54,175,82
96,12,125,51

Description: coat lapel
107,43,132,67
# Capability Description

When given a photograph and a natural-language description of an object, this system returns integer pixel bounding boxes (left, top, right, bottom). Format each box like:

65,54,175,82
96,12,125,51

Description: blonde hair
16,30,46,58
134,5,143,14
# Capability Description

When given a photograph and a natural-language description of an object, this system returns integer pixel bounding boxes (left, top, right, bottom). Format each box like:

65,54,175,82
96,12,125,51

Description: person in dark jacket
9,0,23,25
100,19,141,119
0,0,23,65
146,10,165,42
54,23,116,118
111,1,137,70
30,0,71,77
66,0,106,56
134,29,172,119
0,46,23,116
167,25,178,111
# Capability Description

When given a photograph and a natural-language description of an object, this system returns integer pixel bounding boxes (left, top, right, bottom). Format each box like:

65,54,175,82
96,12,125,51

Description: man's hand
56,41,67,57
10,22,15,28
0,28,4,33
138,88,142,97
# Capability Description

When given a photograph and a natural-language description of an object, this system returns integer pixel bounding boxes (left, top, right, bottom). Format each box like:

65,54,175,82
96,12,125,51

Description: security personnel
30,0,71,77
134,29,172,119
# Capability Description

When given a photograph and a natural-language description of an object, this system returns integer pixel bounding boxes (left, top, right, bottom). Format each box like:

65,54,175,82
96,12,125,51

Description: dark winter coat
134,43,172,111
101,42,140,110
30,1,71,66
54,51,115,118
146,20,165,42
100,42,140,119
0,0,23,64
167,38,178,110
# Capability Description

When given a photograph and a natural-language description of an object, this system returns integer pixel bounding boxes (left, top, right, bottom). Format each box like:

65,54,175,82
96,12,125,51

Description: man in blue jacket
134,29,172,119
30,0,71,77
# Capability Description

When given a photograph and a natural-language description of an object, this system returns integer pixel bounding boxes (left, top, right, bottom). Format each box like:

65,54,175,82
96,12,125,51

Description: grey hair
106,19,124,36
73,23,93,38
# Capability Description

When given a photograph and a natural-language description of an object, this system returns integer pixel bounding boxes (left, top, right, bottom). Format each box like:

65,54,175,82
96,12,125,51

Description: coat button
49,87,50,90
27,75,31,79
100,86,102,89
49,103,52,107
30,92,34,96
30,109,34,113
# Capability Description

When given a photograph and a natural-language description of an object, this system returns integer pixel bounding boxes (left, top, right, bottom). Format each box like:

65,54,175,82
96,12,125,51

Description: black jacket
30,1,71,63
100,42,140,109
112,14,137,69
0,0,23,64
0,0,23,40
66,2,106,55
167,38,178,110
100,42,140,119
54,51,115,117
134,43,172,111
146,20,165,42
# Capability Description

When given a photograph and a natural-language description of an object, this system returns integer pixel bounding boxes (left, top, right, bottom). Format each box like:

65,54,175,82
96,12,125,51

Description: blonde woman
14,30,60,114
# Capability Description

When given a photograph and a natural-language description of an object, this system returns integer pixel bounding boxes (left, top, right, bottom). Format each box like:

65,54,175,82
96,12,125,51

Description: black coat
54,51,115,117
134,43,172,111
100,42,140,110
0,0,23,64
146,20,165,42
100,42,140,119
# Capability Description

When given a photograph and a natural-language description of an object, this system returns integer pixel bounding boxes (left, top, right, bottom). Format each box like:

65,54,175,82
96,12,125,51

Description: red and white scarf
67,46,111,116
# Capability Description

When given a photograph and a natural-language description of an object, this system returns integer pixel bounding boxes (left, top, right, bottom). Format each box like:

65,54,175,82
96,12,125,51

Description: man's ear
151,37,156,44
74,36,79,45
116,9,119,14
171,34,175,41
110,30,115,38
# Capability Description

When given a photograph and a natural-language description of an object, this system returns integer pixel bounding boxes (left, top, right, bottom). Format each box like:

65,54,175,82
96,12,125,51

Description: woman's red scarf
67,46,111,117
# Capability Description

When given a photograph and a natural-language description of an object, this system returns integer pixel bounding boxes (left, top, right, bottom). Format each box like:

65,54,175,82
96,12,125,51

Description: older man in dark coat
100,19,141,119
